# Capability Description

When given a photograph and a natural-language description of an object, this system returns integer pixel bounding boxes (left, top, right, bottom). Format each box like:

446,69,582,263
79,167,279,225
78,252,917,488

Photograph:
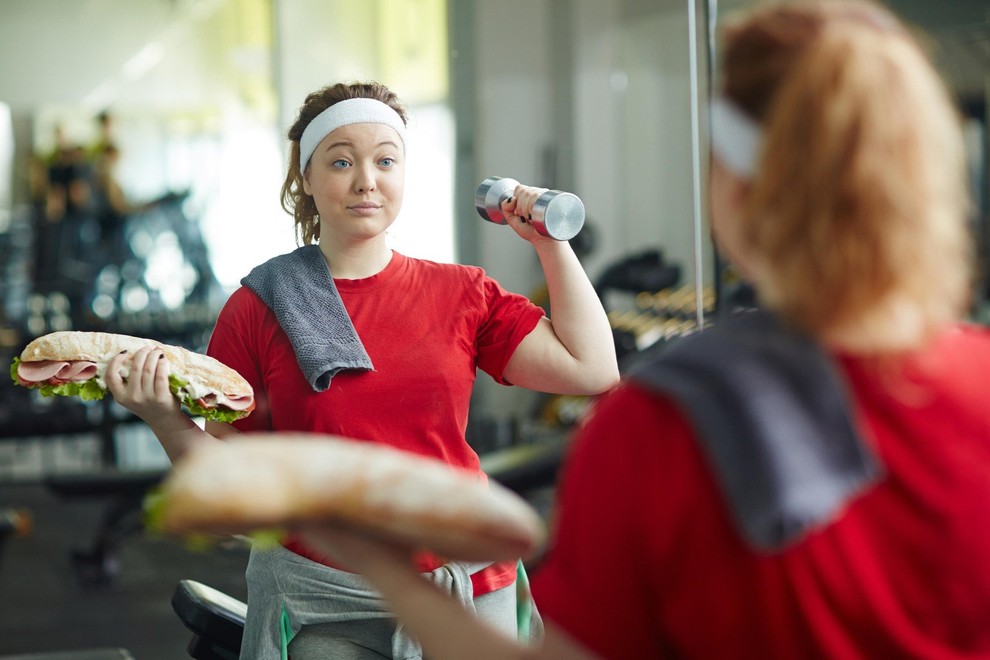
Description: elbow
598,368,622,393
580,363,621,395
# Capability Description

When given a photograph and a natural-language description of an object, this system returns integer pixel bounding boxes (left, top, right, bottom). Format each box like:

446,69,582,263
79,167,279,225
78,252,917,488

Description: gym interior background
0,0,987,657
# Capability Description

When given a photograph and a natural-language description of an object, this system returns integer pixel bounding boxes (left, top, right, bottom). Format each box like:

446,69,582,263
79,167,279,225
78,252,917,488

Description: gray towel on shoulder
241,245,373,391
628,309,882,551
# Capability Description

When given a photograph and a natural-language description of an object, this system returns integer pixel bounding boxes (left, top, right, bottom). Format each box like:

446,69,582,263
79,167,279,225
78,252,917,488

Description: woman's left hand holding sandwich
106,347,226,463
106,345,179,421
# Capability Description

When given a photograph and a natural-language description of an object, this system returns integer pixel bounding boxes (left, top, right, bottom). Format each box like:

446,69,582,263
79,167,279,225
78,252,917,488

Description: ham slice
222,395,255,412
196,392,255,412
17,360,98,384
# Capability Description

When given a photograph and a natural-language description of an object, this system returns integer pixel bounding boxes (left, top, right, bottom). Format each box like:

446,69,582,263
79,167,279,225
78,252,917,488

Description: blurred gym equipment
0,507,31,567
0,188,227,587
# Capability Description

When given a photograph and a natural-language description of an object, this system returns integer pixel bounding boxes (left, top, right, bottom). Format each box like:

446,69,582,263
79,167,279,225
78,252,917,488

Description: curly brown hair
280,81,408,246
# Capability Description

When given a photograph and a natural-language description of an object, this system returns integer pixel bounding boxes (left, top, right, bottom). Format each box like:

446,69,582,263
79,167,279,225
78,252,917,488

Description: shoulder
400,254,486,283
936,322,990,358
220,286,266,312
837,321,990,406
836,321,990,383
216,286,275,327
393,254,494,304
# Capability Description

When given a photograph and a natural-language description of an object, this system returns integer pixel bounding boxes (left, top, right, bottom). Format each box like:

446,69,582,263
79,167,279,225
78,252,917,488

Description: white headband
299,98,407,170
710,96,762,179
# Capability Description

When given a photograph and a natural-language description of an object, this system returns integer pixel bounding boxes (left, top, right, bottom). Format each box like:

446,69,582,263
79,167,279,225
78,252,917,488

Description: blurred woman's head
712,0,971,352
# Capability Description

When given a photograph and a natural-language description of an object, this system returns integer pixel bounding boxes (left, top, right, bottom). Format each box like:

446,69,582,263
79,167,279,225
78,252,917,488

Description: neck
318,236,392,279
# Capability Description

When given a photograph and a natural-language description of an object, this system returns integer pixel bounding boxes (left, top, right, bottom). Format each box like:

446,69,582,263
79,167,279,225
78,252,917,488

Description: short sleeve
207,287,273,433
474,276,545,384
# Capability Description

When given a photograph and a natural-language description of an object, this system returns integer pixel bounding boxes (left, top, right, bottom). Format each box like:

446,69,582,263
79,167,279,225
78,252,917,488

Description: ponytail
729,3,971,351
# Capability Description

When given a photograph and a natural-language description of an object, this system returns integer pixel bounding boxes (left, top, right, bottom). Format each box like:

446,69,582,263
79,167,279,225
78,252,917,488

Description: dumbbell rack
603,282,717,381
607,283,716,356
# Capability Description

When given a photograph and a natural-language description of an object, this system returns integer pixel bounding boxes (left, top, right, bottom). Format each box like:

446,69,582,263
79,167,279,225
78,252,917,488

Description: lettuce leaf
43,379,107,401
168,373,248,424
143,486,285,551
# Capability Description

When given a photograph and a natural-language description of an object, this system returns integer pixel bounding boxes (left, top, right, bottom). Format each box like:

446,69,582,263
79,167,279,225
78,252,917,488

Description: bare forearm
146,412,222,464
295,528,600,660
363,560,535,660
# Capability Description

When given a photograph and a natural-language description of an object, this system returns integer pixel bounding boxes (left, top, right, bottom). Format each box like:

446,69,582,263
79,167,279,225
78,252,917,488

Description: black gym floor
0,421,563,659
0,480,249,659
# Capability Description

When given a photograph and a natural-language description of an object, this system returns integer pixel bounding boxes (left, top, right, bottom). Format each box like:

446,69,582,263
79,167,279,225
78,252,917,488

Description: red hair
722,0,970,351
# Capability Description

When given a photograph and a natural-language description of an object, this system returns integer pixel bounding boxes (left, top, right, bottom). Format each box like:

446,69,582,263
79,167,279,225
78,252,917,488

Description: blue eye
332,159,350,169
379,157,395,167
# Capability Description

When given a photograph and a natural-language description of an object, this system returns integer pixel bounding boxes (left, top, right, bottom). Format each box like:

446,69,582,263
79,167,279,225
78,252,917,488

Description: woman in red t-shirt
103,80,619,658
295,1,990,658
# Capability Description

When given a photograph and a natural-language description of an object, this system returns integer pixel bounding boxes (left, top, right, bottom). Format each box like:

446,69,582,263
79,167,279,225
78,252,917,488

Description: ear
302,167,312,196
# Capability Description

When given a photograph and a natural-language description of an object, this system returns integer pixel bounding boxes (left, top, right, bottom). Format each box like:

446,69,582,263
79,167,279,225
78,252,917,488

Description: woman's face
303,121,405,245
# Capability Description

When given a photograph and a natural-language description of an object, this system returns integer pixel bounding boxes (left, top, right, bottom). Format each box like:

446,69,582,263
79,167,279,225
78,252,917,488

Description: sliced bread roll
14,331,254,422
159,434,546,562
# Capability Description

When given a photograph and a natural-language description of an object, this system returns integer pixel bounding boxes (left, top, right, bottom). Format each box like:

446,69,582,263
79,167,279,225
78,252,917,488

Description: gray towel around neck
241,245,373,391
629,309,882,551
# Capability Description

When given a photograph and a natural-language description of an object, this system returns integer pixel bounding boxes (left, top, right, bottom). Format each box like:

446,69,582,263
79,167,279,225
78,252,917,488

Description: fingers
133,346,163,392
104,350,130,392
499,184,549,238
155,351,172,396
105,345,172,401
509,184,545,220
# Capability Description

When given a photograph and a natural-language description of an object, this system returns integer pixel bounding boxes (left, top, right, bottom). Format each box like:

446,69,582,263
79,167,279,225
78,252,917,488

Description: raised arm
500,185,619,395
104,345,235,463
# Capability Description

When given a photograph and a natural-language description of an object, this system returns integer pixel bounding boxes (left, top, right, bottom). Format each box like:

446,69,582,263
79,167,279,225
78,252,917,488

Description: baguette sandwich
10,331,254,423
151,434,546,562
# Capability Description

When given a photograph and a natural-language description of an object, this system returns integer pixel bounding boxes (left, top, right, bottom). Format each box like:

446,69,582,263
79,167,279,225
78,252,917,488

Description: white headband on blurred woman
710,96,761,179
299,98,407,170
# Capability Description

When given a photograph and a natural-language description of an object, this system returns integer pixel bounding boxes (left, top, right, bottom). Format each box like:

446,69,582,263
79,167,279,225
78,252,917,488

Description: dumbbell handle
475,176,585,241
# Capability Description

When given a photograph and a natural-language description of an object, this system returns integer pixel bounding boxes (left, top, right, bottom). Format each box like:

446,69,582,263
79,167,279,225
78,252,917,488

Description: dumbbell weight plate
532,190,584,241
475,176,519,225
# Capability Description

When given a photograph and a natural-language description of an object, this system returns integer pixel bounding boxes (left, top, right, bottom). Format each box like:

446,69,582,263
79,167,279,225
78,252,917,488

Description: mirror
0,0,723,437
4,0,982,460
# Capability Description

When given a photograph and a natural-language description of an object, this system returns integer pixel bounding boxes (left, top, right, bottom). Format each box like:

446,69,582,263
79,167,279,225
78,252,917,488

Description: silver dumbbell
475,176,585,241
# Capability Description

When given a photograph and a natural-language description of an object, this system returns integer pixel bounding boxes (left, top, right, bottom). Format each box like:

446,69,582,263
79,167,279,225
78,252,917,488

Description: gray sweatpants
240,544,524,660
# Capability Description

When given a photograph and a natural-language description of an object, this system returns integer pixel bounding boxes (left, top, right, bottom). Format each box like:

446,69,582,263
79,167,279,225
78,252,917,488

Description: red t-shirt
532,324,990,659
208,250,545,595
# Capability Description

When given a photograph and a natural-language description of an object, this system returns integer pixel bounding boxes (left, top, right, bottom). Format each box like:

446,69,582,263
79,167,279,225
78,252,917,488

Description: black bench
44,469,166,585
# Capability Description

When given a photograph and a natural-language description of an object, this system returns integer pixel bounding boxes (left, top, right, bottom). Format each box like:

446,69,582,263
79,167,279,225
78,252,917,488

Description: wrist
145,409,197,436
532,236,569,258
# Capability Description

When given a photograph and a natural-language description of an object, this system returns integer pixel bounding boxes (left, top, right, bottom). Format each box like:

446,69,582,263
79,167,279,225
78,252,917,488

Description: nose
353,162,376,193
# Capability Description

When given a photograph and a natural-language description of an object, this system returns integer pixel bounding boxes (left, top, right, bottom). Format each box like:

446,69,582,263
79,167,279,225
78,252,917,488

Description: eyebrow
323,139,401,152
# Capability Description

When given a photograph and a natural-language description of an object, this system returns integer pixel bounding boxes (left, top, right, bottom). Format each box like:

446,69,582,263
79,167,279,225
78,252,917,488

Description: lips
348,202,383,217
